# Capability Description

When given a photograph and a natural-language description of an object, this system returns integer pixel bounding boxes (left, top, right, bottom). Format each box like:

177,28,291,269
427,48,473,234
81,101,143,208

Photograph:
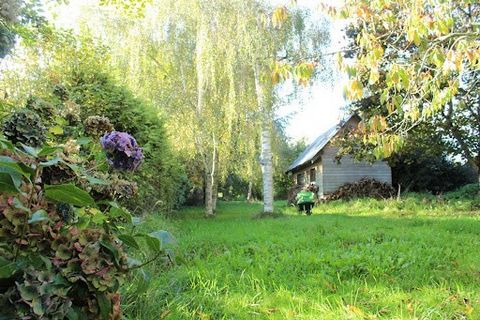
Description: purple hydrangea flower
100,131,144,171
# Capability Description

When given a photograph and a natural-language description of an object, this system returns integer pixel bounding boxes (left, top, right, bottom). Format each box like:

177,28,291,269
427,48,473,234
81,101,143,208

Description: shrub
391,153,477,194
25,96,56,124
67,71,186,212
84,116,114,137
0,133,174,319
2,108,47,147
444,183,480,200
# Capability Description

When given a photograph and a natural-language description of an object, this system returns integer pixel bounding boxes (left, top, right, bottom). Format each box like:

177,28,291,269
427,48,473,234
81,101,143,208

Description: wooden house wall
321,143,392,194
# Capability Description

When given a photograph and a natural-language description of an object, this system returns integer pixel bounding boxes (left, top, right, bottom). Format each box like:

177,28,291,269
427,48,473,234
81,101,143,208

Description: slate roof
286,114,356,173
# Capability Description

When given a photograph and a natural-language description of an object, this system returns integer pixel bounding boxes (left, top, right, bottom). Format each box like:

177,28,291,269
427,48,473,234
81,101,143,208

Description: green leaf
32,298,45,316
91,209,107,224
136,269,151,294
49,126,64,135
0,156,31,178
97,294,112,320
18,162,35,177
0,137,14,151
39,157,62,167
142,234,161,253
18,283,37,301
0,256,16,279
0,172,21,193
118,234,140,250
55,244,72,260
0,168,26,189
40,255,53,272
28,210,49,224
149,230,177,248
75,215,91,229
45,184,95,207
109,206,132,223
100,241,120,265
67,308,79,320
85,175,110,185
38,146,62,157
20,144,39,157
13,197,30,213
76,137,92,145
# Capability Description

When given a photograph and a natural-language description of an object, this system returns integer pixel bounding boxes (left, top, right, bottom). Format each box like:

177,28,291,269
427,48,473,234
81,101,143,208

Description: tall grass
123,195,480,319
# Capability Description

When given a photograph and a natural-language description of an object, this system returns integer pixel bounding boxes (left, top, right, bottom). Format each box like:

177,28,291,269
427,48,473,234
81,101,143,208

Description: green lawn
123,199,480,319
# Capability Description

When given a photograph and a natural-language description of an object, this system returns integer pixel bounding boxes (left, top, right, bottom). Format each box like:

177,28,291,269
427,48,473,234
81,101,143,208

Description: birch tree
242,3,331,214
83,0,331,215
85,0,265,216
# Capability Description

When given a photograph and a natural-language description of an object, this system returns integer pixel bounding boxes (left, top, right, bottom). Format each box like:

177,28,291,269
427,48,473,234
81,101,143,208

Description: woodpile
324,178,395,201
287,185,303,205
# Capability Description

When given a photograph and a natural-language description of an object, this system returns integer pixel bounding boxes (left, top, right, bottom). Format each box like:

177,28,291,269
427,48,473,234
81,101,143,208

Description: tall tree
84,0,266,216
79,0,331,215
233,2,332,213
328,0,480,183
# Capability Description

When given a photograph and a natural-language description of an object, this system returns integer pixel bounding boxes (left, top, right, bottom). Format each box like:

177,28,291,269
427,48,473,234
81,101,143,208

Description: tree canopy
324,0,479,181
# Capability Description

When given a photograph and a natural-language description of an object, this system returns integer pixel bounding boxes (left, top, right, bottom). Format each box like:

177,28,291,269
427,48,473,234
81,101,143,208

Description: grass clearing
123,198,480,319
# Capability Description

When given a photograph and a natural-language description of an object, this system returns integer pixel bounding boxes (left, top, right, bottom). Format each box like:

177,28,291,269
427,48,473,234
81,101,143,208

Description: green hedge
67,70,186,213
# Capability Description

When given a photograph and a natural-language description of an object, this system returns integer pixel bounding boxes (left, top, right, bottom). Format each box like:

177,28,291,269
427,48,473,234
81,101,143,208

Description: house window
309,168,316,183
296,173,305,185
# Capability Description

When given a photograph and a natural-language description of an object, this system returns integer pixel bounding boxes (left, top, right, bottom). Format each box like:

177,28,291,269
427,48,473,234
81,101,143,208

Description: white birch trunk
254,63,274,213
196,16,216,216
260,122,274,213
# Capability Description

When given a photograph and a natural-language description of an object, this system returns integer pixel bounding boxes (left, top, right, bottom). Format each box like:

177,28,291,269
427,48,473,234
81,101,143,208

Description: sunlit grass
123,198,480,319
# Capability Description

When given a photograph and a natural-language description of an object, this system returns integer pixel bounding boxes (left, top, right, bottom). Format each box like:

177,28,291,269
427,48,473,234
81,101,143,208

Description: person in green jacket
296,186,315,215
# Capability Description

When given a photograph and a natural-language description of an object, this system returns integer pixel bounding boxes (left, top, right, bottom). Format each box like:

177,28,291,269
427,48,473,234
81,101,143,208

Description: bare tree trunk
204,169,214,217
260,122,274,213
212,179,218,212
203,135,217,217
254,63,274,213
247,181,253,202
475,161,480,187
475,155,480,186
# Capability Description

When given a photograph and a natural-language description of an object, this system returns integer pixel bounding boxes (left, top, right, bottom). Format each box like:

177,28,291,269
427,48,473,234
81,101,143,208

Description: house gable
286,114,361,175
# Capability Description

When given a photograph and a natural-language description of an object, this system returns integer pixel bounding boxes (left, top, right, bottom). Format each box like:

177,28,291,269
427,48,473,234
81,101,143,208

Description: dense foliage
391,153,476,194
0,0,49,59
2,108,46,147
0,126,173,319
329,0,480,181
66,70,187,212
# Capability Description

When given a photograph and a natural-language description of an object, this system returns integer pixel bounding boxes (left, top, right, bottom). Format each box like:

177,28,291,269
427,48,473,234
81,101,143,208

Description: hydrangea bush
2,108,47,147
84,116,114,137
0,127,174,319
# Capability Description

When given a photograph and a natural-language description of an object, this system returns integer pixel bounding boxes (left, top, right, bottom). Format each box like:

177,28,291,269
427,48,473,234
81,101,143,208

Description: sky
48,0,347,144
273,0,347,143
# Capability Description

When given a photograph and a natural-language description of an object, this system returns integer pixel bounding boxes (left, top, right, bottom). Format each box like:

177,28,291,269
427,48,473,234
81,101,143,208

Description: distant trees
82,0,330,215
